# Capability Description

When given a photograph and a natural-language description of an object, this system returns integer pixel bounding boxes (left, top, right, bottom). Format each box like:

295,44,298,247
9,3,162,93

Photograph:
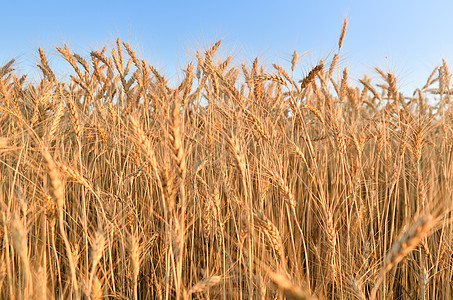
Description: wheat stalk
370,214,436,300
43,149,79,298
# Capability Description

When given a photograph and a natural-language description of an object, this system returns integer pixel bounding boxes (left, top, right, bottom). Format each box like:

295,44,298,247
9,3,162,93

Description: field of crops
0,20,452,299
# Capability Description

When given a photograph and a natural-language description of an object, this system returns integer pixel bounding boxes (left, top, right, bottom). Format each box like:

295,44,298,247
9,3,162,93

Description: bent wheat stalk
370,214,436,300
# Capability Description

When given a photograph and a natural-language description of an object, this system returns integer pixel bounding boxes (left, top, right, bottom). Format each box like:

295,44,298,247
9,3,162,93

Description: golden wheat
0,21,452,299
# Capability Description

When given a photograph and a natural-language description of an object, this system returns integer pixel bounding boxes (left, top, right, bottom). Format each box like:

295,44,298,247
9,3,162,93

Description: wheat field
0,21,452,299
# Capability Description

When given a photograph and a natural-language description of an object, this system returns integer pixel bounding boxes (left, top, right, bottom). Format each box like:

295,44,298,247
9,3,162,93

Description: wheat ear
188,276,221,295
267,270,314,300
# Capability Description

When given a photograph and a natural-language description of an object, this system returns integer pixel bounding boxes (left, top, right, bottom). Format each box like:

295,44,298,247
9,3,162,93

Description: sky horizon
2,1,453,94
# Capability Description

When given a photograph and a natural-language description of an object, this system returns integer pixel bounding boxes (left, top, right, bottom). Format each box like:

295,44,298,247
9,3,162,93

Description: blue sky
2,1,453,92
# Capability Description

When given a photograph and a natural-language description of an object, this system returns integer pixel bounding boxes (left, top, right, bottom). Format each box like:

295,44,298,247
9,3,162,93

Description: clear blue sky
2,0,453,92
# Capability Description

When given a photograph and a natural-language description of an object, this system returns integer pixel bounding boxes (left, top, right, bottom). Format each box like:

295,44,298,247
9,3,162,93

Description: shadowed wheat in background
0,19,452,299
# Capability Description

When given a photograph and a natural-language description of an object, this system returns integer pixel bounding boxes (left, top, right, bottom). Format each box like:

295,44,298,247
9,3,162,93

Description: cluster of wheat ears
0,19,452,299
